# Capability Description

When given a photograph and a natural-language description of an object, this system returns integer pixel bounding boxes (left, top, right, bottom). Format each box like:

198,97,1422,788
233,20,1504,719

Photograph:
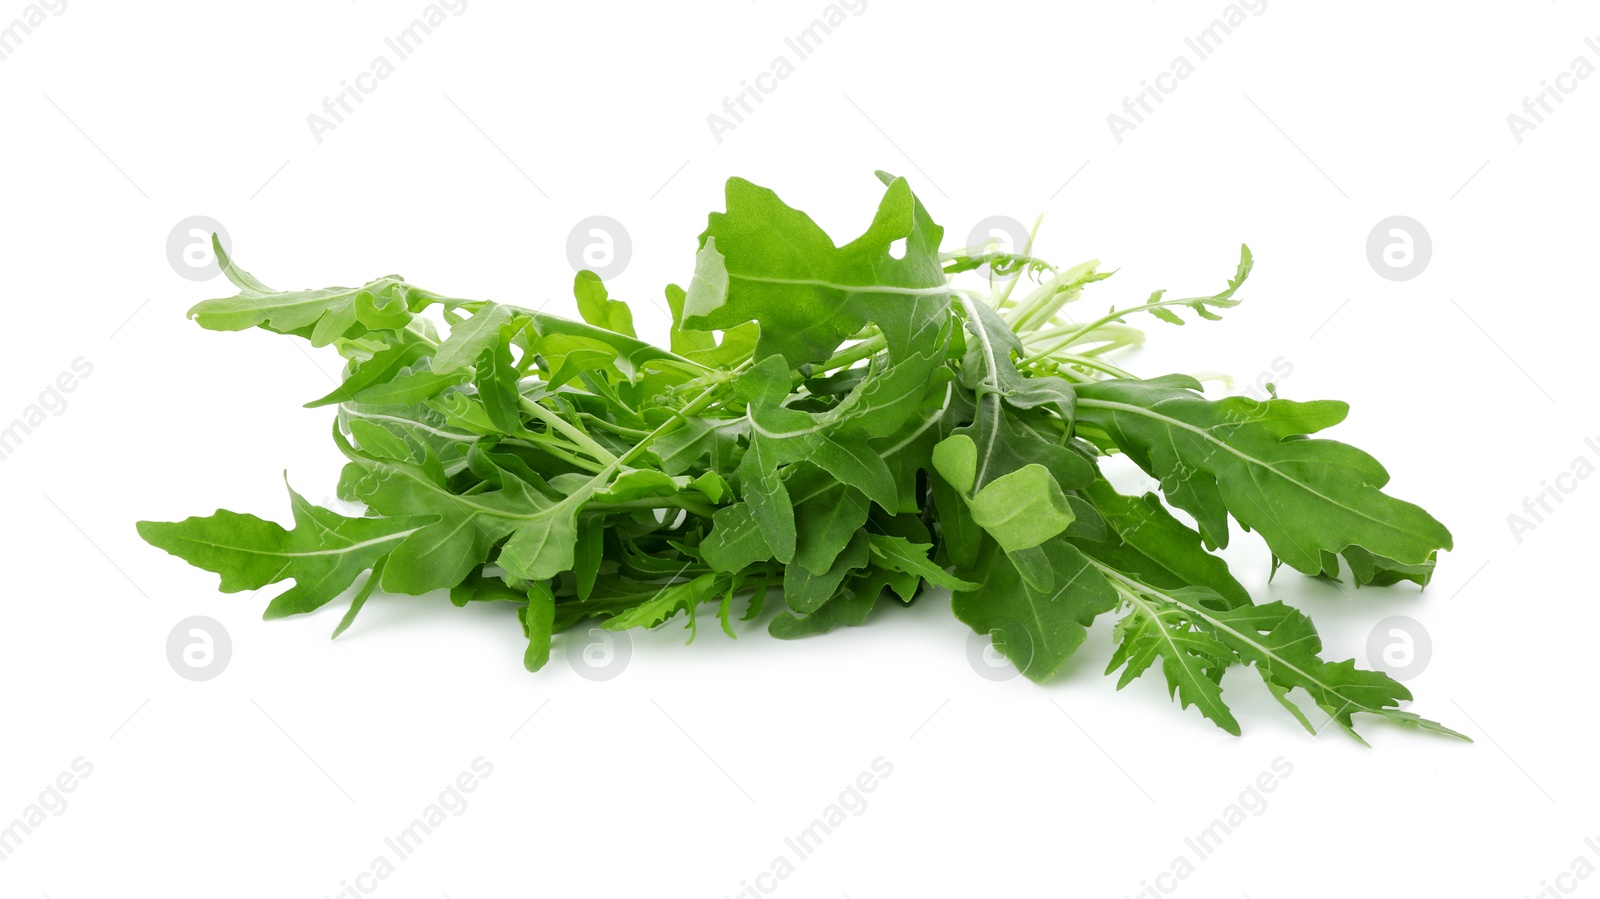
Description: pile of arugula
139,173,1459,741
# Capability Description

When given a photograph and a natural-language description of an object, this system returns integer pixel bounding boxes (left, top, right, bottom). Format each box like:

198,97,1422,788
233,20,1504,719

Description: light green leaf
1075,376,1454,583
683,174,949,369
573,271,637,338
931,434,1076,554
432,302,515,375
521,581,557,671
136,482,431,619
189,239,421,347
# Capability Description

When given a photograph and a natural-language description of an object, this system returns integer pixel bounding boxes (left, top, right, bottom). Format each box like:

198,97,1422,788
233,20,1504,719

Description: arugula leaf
792,477,870,576
682,174,948,369
142,174,1461,743
137,481,430,619
305,339,433,408
331,557,387,638
432,302,515,375
573,271,637,338
600,573,721,632
951,539,1119,683
931,433,1077,556
768,568,896,639
521,581,557,671
782,531,869,614
1100,564,1466,742
1075,376,1453,583
700,502,775,573
665,283,758,366
865,533,978,593
191,239,418,346
335,430,551,594
1107,584,1240,735
1074,476,1251,609
955,294,1077,424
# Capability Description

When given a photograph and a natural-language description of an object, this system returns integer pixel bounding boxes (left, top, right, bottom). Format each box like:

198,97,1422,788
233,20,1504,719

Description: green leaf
947,295,1094,497
331,557,386,638
136,481,431,619
700,502,775,573
1138,244,1253,326
734,356,900,512
496,494,587,582
190,239,421,347
305,339,432,408
735,432,796,564
931,434,1076,554
342,368,467,408
573,515,604,601
472,328,533,436
791,476,869,576
522,581,557,671
1074,376,1454,583
768,570,884,638
1200,599,1466,742
665,283,757,366
781,531,869,613
573,271,637,338
865,533,978,592
356,283,414,330
874,378,959,514
432,302,515,375
951,538,1119,683
602,573,722,632
523,308,698,381
1107,585,1241,735
1075,476,1251,609
144,176,1460,743
546,347,617,391
654,418,745,476
682,174,949,369
450,569,531,606
955,294,1077,423
335,431,556,594
1126,577,1466,742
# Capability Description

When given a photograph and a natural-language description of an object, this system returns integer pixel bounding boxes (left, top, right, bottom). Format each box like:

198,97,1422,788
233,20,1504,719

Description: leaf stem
813,331,887,373
1018,294,1192,366
590,495,719,519
503,437,605,473
1039,353,1136,380
1008,259,1103,335
579,414,652,439
992,213,1044,309
614,372,743,470
519,398,619,465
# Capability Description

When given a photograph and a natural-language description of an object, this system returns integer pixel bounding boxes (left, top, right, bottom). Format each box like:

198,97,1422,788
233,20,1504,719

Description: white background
1,1,1595,896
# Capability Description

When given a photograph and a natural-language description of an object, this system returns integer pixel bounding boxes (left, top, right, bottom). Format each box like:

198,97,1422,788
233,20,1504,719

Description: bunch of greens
139,172,1458,741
